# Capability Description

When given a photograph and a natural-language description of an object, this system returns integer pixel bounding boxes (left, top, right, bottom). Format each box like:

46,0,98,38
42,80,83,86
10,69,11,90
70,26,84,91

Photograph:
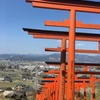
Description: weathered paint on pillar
59,39,66,100
56,74,59,100
67,9,76,100
91,75,96,100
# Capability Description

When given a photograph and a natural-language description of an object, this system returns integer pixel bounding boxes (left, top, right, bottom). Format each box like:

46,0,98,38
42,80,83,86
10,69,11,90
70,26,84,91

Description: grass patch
0,71,33,88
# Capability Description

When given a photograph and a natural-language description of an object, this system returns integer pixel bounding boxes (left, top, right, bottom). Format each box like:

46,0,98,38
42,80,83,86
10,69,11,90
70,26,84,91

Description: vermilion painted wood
45,62,100,66
45,47,100,54
44,70,100,75
45,19,100,30
37,62,100,100
38,65,99,100
23,28,100,42
91,75,96,100
59,39,66,100
39,72,98,100
25,0,100,99
66,9,76,100
30,0,100,13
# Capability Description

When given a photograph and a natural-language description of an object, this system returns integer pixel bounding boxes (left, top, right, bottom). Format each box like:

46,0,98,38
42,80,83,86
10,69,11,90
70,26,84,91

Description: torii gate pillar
59,39,66,100
67,9,76,100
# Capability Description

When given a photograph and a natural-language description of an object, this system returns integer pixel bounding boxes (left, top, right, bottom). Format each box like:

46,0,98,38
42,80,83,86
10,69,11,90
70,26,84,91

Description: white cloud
57,40,61,43
76,43,85,46
66,40,68,45
57,40,61,46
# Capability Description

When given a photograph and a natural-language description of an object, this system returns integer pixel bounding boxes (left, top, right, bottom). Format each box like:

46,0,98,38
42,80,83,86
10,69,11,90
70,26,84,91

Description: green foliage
6,87,12,90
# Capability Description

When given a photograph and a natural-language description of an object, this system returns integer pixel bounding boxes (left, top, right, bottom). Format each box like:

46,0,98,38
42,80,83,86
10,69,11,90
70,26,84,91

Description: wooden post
67,9,76,100
59,39,66,100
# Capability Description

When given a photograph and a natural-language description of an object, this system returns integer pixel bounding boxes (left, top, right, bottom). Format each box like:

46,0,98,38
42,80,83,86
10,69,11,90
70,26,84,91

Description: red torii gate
39,67,100,100
24,0,100,99
23,28,100,53
23,28,100,100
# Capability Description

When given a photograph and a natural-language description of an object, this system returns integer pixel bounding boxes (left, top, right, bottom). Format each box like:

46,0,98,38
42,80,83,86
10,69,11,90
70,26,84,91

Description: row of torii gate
23,0,100,100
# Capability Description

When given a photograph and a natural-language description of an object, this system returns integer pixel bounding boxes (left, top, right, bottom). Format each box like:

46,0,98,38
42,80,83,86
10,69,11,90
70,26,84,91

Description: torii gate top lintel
23,28,100,37
23,28,100,41
26,0,100,6
26,0,100,13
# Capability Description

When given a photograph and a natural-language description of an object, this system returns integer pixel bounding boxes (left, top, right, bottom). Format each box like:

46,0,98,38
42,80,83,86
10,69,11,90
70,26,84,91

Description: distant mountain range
0,54,100,63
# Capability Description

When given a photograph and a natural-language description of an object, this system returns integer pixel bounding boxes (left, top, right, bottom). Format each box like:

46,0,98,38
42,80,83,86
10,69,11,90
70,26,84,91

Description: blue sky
0,0,100,54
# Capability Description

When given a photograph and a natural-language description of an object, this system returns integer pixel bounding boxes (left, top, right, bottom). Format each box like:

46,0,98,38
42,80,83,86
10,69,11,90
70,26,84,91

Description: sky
0,0,100,55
